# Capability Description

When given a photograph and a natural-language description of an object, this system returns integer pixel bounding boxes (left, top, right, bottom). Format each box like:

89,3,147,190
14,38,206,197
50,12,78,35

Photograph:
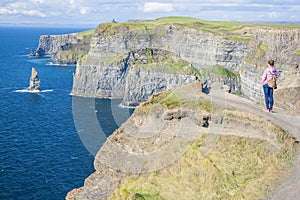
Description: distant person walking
262,59,279,112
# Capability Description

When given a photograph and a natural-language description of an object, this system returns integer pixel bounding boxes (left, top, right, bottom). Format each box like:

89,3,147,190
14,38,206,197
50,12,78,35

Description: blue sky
0,0,299,27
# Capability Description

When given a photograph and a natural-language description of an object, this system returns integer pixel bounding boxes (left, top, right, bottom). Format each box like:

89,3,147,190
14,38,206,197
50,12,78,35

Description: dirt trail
207,83,300,200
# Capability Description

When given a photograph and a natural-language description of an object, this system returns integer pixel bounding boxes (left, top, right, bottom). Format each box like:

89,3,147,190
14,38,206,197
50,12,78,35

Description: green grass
296,50,300,55
136,90,180,114
226,36,251,41
109,84,297,200
110,131,296,200
133,60,200,75
78,29,95,37
259,44,269,52
93,16,300,43
135,86,219,115
101,55,124,64
232,91,243,97
95,16,251,40
212,65,238,78
100,48,200,76
153,16,204,24
253,23,300,29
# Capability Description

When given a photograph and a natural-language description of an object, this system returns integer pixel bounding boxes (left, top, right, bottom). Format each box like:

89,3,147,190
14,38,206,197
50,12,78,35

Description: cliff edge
66,82,298,200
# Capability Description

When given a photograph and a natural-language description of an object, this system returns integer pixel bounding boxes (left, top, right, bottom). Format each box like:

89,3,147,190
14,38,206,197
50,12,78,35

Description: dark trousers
263,84,274,110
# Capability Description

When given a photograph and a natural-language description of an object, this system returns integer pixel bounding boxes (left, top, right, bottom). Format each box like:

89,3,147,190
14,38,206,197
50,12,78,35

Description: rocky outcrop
33,33,79,57
28,67,40,91
32,32,91,65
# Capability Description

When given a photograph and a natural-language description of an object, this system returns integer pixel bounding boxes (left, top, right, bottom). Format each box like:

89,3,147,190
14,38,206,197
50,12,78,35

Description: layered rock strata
33,33,79,57
241,28,300,102
71,22,248,105
31,32,91,65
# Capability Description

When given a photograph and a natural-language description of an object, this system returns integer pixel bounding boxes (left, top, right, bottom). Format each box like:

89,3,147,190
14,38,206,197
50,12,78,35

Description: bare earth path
207,83,300,200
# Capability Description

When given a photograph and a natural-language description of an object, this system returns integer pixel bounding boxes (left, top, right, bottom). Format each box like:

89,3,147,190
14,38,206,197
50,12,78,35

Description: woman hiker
262,59,279,113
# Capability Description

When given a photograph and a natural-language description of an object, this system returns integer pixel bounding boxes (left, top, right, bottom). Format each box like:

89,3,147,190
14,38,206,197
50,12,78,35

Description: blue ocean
0,27,133,199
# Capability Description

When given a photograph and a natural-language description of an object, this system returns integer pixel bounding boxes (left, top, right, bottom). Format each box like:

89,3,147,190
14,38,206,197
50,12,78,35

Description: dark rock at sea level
29,67,40,91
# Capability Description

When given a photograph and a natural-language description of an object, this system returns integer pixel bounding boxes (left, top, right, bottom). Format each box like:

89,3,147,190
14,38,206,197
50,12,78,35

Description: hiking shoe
269,109,273,113
263,108,269,112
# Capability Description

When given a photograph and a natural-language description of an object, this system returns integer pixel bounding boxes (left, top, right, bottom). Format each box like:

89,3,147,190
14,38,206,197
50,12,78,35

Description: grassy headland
108,84,297,200
95,16,300,42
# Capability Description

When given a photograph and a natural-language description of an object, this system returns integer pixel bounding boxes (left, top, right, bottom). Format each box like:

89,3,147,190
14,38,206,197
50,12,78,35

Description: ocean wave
14,89,53,93
46,62,76,67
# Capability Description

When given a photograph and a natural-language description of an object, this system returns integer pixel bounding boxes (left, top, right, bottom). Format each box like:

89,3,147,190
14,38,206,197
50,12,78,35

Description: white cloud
33,0,45,3
9,2,27,9
0,8,17,15
79,6,89,15
268,11,280,19
142,2,174,13
69,0,76,8
0,0,299,26
0,2,46,17
23,9,46,17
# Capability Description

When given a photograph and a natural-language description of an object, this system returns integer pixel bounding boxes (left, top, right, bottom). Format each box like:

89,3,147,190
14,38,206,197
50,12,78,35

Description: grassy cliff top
108,83,297,200
78,29,95,37
110,134,295,200
95,16,300,40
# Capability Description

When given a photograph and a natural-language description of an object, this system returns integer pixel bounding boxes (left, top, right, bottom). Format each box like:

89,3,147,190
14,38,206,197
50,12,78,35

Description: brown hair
268,59,275,66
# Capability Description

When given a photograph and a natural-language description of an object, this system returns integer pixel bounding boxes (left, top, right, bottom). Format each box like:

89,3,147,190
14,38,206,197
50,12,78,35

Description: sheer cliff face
71,24,248,104
35,33,80,57
34,33,91,65
87,25,248,72
241,28,300,102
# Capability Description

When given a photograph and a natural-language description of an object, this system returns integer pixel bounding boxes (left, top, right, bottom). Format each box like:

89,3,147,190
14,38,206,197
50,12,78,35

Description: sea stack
29,67,40,91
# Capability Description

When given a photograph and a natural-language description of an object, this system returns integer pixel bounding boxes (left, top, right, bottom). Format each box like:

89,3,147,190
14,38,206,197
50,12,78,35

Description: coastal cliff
33,33,79,57
32,30,93,65
72,47,200,106
31,17,300,199
71,17,248,105
33,17,300,106
66,83,297,200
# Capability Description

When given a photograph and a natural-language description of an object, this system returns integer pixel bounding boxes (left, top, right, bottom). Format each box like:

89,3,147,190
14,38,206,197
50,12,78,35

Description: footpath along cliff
33,16,300,199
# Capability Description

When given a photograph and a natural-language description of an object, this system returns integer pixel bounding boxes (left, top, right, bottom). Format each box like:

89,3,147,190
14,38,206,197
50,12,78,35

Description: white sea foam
40,89,53,93
118,103,137,109
14,89,53,93
46,62,75,66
